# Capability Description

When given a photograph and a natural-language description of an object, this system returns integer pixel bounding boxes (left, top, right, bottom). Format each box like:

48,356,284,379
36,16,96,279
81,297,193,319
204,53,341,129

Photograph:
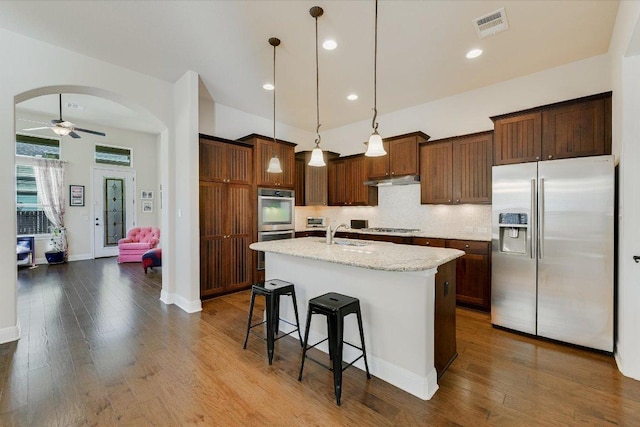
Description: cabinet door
256,139,277,186
328,160,346,205
278,143,296,187
493,113,542,165
305,160,329,206
542,98,609,160
447,240,491,311
227,144,252,184
199,140,227,182
434,260,457,378
200,181,226,297
367,141,391,179
348,156,370,205
389,136,418,177
453,133,492,204
420,142,453,204
295,157,305,206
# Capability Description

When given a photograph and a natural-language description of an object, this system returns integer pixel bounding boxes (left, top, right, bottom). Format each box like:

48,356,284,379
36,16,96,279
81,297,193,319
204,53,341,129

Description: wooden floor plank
2,258,639,426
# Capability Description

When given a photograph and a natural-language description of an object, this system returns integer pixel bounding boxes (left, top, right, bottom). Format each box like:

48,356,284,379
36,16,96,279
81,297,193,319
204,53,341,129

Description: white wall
15,111,160,262
0,27,179,344
610,0,640,381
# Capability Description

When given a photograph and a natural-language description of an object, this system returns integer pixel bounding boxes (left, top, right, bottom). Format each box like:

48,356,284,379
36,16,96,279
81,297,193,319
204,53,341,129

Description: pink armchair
117,227,160,263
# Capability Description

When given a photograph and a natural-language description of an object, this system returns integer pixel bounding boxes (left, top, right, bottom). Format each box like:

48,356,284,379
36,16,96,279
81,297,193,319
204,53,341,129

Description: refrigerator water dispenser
498,213,528,254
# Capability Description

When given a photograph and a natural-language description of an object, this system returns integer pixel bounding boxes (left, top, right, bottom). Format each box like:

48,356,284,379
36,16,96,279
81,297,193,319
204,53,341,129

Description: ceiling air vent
473,7,509,39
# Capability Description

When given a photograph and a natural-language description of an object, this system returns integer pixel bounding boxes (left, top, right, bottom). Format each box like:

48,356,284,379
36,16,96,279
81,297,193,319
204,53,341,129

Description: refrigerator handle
538,178,545,259
530,179,536,259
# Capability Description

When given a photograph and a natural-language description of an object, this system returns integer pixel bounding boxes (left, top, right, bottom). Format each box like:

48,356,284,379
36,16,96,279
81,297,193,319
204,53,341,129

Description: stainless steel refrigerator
491,155,614,352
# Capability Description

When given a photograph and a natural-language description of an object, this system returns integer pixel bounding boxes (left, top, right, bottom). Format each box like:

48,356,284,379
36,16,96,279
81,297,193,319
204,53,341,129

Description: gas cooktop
362,227,420,233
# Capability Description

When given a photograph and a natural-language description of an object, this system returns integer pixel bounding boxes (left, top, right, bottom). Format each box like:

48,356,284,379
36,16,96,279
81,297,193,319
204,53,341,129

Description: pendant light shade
268,37,283,174
365,0,387,158
266,155,283,173
308,6,326,167
366,131,386,157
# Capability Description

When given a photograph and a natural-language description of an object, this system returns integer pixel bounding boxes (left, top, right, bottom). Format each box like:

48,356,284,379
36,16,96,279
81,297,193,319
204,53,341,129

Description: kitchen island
249,237,464,400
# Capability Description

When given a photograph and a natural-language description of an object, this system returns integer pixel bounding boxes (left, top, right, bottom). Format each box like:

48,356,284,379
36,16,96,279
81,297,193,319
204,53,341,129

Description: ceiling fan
22,94,106,139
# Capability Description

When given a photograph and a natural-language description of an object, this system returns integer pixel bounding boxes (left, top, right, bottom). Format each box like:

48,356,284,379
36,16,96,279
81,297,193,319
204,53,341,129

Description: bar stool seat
243,279,303,365
298,292,371,405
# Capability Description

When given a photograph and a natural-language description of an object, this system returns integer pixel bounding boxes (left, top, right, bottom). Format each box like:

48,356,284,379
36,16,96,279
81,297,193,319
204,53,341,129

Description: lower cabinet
446,240,491,312
413,237,491,312
434,260,457,378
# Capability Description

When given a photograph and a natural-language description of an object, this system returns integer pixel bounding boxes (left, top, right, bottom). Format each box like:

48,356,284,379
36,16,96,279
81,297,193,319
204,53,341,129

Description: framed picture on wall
142,200,153,213
141,190,154,200
69,185,85,206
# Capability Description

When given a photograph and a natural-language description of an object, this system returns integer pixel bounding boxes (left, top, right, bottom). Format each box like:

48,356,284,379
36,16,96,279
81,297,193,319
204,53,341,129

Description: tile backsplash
295,185,492,241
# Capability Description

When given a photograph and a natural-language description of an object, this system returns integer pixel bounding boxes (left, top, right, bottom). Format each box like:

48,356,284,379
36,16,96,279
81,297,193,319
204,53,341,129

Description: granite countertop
296,227,490,242
250,237,464,272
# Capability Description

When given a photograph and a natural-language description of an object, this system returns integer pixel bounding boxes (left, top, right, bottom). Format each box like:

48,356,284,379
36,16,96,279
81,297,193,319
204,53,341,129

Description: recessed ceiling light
322,40,337,50
466,48,483,59
263,83,275,91
347,94,358,101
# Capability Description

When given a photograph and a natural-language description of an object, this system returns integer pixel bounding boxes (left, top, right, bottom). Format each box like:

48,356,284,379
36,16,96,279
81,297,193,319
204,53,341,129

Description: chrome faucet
326,223,349,244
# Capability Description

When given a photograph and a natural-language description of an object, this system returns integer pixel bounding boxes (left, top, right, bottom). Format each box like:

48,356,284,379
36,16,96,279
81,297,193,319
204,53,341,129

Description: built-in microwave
257,188,295,231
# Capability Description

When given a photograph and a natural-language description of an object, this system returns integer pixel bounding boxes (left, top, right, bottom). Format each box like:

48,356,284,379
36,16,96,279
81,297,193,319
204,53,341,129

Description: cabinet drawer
447,240,490,255
412,237,446,247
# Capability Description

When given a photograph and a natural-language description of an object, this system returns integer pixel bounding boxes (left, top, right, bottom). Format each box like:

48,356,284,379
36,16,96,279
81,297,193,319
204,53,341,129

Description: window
95,145,132,167
16,134,60,159
16,164,53,235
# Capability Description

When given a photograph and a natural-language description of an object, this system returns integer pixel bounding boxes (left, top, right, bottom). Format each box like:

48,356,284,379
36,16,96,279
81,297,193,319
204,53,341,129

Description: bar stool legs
243,280,303,365
298,292,371,406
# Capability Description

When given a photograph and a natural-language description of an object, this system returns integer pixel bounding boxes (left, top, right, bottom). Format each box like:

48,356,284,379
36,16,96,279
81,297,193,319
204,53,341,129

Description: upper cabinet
295,151,340,206
420,131,493,205
367,132,430,179
199,135,253,184
237,134,296,188
329,155,378,206
492,92,611,165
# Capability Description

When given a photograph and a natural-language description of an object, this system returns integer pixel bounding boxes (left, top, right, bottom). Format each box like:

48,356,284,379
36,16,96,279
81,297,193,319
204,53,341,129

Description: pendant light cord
372,0,379,133
315,13,321,147
273,41,277,145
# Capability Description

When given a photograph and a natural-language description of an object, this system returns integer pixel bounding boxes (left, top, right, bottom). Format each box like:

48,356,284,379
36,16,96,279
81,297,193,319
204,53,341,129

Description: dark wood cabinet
434,260,457,378
542,97,611,160
446,240,491,312
367,131,429,179
237,134,296,188
295,151,340,206
328,155,378,206
199,135,254,298
492,92,612,165
420,131,492,205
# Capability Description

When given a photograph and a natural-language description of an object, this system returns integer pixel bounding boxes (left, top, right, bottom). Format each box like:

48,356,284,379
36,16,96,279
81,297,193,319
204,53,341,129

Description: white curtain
33,158,67,253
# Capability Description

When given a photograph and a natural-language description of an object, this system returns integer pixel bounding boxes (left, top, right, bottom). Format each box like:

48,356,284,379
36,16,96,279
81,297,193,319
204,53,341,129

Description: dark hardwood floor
2,258,640,426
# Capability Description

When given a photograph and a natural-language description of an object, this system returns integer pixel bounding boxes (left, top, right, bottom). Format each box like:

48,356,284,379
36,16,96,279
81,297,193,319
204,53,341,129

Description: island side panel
266,252,440,400
434,259,457,378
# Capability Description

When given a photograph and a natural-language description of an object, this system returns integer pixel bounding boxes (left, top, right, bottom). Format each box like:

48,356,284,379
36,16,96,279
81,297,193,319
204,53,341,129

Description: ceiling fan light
52,127,72,136
267,155,283,173
308,147,326,167
365,131,386,157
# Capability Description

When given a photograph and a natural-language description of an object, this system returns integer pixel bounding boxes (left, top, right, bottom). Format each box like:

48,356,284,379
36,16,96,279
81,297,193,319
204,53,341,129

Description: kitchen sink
315,238,371,247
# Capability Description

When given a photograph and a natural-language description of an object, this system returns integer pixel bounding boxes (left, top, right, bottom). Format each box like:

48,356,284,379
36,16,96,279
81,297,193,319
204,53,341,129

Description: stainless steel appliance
258,188,295,231
306,217,326,228
491,155,614,352
257,188,295,270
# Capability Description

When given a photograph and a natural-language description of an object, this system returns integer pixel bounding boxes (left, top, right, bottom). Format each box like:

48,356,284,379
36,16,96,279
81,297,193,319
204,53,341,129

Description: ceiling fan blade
75,127,106,137
68,131,81,139
22,126,52,131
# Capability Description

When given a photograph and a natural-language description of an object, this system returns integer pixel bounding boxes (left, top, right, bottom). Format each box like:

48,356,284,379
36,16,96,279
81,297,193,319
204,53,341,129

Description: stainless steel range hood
363,175,420,187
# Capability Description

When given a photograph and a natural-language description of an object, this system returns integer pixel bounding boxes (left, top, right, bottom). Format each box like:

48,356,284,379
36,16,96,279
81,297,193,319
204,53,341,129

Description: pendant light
365,0,387,157
308,6,326,167
266,37,283,174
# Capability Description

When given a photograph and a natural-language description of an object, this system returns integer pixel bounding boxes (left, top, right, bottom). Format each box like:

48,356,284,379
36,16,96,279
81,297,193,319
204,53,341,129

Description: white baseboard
0,320,21,344
280,322,439,400
160,290,202,313
68,253,93,262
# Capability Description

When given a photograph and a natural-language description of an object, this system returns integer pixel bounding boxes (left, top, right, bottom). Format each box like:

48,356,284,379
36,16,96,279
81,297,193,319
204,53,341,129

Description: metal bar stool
298,292,371,405
243,279,303,365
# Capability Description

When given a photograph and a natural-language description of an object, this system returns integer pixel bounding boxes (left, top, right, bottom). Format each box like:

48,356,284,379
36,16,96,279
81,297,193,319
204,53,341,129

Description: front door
93,168,135,258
